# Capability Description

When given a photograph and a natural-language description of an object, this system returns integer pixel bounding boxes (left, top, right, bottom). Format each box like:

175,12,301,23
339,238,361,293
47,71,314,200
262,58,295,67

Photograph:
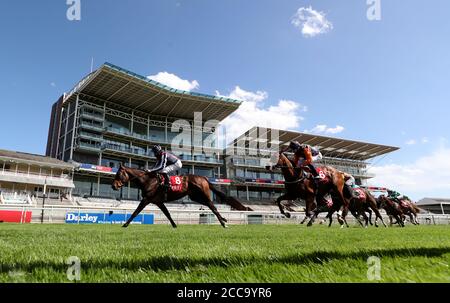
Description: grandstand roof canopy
0,149,75,169
417,198,450,205
63,62,242,121
232,127,400,161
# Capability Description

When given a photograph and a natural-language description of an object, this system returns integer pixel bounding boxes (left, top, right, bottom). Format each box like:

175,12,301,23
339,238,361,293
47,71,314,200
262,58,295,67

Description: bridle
115,167,146,188
271,158,307,184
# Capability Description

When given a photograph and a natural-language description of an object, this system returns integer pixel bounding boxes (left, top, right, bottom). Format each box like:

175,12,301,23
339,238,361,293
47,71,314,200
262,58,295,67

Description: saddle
157,174,183,192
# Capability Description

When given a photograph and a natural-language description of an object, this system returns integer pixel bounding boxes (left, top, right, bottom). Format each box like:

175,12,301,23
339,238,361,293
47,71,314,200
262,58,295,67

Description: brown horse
112,165,252,228
376,195,405,227
397,198,421,225
345,188,387,228
267,153,348,227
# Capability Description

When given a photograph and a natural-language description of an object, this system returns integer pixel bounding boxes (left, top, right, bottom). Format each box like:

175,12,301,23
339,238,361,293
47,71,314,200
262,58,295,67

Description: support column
246,185,249,201
97,175,100,196
147,115,150,140
165,117,168,144
131,110,134,135
61,105,69,161
69,95,80,161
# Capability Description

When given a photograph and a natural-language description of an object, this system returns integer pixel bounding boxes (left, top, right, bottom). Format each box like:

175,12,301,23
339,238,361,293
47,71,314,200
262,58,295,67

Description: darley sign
65,212,154,224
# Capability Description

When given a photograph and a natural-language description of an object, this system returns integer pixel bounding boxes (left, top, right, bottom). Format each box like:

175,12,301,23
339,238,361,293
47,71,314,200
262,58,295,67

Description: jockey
146,145,183,193
344,173,362,198
282,141,323,180
387,189,411,203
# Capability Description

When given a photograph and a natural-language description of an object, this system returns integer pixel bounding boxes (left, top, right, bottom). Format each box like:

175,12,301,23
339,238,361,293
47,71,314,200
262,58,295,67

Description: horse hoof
122,224,128,228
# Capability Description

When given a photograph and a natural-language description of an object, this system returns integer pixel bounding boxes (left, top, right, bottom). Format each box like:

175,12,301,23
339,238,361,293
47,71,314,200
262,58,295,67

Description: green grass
0,224,449,283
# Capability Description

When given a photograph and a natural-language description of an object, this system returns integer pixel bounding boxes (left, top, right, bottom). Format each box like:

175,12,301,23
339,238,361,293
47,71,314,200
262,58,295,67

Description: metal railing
1,204,449,226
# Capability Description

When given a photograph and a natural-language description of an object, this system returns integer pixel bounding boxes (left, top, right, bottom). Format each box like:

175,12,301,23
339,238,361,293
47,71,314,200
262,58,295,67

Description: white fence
0,205,449,226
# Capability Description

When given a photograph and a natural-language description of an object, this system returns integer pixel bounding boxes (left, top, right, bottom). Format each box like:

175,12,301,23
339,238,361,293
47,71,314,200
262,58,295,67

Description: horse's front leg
123,198,148,228
276,194,294,218
304,194,318,227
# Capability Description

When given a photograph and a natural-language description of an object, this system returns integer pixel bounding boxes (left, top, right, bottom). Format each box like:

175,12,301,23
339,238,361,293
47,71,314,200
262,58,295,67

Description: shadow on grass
1,247,449,273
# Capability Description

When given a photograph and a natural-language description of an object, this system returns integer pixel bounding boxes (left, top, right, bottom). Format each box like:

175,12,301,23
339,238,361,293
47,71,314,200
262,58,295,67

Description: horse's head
377,195,386,208
112,164,129,191
266,152,291,171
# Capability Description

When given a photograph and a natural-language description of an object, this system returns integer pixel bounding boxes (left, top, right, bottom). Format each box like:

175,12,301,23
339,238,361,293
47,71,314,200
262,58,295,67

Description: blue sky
0,0,449,199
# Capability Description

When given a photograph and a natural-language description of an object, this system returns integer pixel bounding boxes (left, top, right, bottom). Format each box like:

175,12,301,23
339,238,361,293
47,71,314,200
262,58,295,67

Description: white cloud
406,138,430,145
308,124,345,135
50,82,56,87
291,6,333,37
147,72,199,91
368,147,450,201
217,86,306,144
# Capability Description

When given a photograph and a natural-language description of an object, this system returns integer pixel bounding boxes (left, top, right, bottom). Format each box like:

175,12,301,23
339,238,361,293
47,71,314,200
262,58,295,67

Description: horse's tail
208,182,253,211
411,203,421,213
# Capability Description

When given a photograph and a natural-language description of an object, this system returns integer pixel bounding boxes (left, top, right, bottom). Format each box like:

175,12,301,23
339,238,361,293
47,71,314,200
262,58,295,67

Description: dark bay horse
112,165,252,228
343,187,387,228
267,153,348,227
376,195,405,227
398,198,421,225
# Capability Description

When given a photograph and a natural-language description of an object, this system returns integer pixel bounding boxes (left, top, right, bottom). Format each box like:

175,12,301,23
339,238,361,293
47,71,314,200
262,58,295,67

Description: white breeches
160,160,182,174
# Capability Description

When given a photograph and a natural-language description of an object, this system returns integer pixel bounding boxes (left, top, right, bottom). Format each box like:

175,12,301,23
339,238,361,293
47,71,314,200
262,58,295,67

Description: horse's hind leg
155,202,177,228
367,209,373,226
408,213,417,225
190,191,228,228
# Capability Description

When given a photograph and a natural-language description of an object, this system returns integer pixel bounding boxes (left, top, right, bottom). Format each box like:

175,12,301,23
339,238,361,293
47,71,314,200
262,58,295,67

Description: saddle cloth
160,175,184,192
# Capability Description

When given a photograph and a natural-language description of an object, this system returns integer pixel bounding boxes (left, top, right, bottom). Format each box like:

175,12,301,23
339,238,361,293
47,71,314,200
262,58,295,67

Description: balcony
79,121,104,133
78,131,103,142
101,143,153,160
79,111,104,122
179,155,222,165
0,170,75,188
77,142,101,153
229,157,271,169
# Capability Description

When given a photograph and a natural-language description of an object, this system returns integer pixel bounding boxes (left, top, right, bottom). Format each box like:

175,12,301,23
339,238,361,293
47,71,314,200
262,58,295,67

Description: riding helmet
152,145,163,155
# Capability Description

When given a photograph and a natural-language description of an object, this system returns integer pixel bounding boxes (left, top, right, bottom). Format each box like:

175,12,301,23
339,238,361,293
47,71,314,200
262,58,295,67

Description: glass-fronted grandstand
46,62,241,201
44,62,399,204
224,126,399,203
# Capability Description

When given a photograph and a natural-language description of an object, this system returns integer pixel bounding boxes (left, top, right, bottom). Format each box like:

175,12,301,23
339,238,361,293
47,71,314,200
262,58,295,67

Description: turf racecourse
0,224,449,283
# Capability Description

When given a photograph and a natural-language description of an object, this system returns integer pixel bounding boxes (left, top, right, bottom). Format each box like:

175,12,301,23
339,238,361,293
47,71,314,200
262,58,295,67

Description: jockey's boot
162,173,170,201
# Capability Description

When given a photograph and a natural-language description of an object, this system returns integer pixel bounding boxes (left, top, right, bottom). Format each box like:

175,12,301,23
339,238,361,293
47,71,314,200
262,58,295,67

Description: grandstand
0,149,75,205
45,62,240,204
224,126,399,208
417,198,450,214
43,62,399,209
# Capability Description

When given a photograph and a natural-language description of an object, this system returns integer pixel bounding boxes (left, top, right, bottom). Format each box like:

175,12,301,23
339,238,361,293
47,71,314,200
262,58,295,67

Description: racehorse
343,187,387,228
397,198,421,225
376,195,405,227
112,165,252,228
267,153,348,227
